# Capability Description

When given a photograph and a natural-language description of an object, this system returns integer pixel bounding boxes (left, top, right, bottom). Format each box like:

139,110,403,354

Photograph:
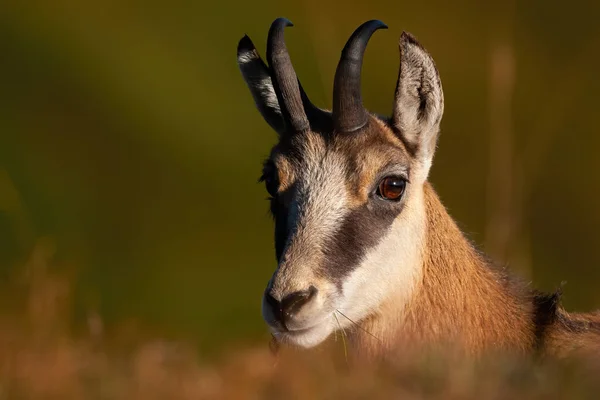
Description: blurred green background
1,0,599,353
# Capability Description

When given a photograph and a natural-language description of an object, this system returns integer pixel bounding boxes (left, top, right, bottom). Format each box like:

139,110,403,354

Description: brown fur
264,118,600,362
350,182,600,360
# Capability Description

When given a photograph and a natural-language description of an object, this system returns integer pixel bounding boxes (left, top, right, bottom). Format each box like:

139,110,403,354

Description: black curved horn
333,20,387,132
267,18,310,133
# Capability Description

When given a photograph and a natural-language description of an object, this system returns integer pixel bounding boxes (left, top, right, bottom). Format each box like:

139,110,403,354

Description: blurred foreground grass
0,238,598,399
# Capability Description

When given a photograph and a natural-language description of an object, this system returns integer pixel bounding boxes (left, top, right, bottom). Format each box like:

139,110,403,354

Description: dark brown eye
377,177,406,201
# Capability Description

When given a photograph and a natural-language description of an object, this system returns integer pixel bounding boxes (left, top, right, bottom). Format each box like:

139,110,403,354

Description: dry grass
0,239,598,399
1,328,600,400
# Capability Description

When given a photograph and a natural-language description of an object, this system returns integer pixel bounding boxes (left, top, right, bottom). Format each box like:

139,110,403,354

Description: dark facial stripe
271,197,402,288
272,197,289,262
319,196,406,287
266,119,413,293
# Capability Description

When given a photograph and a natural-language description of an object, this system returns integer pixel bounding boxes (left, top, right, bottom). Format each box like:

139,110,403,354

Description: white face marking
266,133,429,349
270,185,426,348
270,137,349,300
266,136,360,348
336,187,426,330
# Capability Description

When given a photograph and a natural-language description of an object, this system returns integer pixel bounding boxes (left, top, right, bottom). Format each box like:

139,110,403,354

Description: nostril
265,291,280,311
265,292,283,322
264,286,318,330
281,285,318,319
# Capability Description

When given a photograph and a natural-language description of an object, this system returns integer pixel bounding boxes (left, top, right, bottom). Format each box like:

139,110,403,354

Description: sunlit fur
238,21,600,361
261,124,428,349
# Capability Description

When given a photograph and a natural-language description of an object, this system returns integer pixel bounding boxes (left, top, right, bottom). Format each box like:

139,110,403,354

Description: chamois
237,18,600,360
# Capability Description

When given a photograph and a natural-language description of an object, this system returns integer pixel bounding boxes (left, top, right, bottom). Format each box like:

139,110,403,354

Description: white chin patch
273,319,335,348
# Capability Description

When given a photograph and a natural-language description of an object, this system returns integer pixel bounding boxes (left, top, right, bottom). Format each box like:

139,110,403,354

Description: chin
272,321,335,349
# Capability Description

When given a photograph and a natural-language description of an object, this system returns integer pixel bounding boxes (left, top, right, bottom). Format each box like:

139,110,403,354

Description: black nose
265,286,318,329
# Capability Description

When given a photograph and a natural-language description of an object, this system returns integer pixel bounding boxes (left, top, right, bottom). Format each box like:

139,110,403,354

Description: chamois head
238,18,444,348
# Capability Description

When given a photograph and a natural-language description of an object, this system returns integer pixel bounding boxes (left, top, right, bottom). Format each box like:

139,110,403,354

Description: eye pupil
378,177,406,201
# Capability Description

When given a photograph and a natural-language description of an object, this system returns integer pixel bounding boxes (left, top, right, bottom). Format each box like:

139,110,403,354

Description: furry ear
237,35,285,134
392,32,444,170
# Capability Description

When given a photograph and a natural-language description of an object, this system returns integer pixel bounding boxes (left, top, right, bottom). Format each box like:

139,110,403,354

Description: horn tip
273,17,294,28
363,19,388,30
374,20,388,29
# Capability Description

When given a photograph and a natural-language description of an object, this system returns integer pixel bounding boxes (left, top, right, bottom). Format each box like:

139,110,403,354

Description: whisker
269,333,280,367
333,313,348,363
336,309,382,342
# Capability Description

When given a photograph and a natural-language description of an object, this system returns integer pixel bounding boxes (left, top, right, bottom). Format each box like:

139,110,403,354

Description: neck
351,182,537,359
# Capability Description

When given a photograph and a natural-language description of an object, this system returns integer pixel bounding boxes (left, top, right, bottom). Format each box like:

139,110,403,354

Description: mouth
269,317,335,349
